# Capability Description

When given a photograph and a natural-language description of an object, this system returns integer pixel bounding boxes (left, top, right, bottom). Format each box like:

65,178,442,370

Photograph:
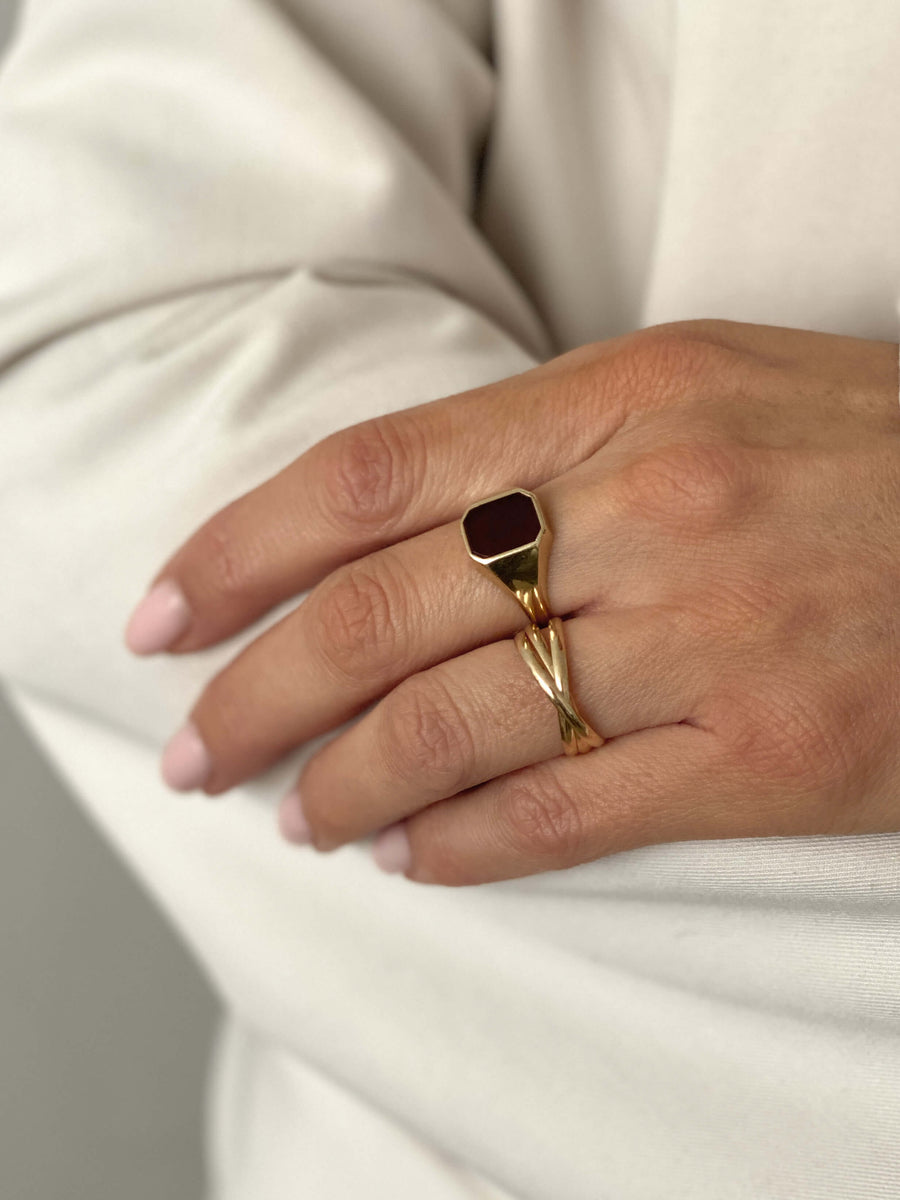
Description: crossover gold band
460,487,603,757
515,619,604,755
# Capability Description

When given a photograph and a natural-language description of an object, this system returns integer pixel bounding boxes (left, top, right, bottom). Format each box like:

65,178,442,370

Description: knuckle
610,326,730,407
644,317,742,347
193,505,258,604
610,441,752,530
601,320,765,422
318,415,419,535
379,673,475,795
316,560,406,683
501,770,585,862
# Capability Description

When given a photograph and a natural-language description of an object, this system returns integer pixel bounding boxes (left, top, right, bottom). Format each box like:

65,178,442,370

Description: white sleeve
0,0,552,742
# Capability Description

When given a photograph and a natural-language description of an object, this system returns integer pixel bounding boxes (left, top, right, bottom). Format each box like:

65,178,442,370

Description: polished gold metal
459,488,551,624
462,486,603,756
515,619,604,755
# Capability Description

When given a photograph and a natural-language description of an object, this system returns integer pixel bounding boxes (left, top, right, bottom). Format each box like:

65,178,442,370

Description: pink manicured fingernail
160,721,211,791
278,787,312,845
373,824,411,874
124,579,191,655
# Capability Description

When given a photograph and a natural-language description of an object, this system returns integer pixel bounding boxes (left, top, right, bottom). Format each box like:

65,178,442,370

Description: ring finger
287,603,712,852
160,478,632,794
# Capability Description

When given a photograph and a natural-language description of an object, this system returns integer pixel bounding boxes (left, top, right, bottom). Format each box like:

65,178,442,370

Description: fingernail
373,824,411,874
124,579,191,655
160,721,211,791
278,786,312,845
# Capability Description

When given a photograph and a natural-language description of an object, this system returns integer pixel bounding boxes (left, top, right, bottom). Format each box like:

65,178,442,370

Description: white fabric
2,1,900,1197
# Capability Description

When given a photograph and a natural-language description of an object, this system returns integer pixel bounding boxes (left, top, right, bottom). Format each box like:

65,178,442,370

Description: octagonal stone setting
462,489,542,560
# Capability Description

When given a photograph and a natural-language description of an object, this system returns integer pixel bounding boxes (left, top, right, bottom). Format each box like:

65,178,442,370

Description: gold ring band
460,487,552,626
515,619,604,755
460,487,603,757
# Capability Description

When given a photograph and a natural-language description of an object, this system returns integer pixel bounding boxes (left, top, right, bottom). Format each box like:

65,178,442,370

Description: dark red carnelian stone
463,491,541,558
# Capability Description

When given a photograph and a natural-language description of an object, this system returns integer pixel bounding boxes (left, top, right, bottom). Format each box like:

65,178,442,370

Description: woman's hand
124,319,900,885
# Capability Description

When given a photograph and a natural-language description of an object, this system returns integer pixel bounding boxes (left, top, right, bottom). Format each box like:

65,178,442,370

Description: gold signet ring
460,488,603,755
459,487,552,625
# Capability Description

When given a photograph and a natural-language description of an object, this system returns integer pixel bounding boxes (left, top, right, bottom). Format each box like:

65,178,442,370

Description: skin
132,318,900,885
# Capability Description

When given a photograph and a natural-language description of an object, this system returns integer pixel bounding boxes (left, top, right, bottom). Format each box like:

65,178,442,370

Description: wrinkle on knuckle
316,561,405,683
609,327,731,409
610,441,751,531
195,507,257,604
380,673,474,795
500,770,585,863
318,415,418,536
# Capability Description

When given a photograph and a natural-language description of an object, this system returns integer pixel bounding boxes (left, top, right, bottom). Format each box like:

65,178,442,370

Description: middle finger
290,603,711,852
161,467,686,795
163,484,585,794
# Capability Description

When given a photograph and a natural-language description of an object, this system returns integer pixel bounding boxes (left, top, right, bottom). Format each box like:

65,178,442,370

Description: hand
124,319,900,886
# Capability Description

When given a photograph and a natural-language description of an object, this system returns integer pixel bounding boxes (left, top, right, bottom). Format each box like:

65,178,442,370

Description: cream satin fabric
2,2,900,1198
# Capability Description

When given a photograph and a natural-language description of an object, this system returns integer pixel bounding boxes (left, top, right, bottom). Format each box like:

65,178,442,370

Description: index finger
123,334,644,656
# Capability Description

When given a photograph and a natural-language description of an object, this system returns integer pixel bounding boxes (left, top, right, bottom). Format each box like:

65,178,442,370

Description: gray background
0,4,219,1198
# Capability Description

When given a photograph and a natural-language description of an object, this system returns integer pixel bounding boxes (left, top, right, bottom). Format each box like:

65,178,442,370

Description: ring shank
515,619,604,756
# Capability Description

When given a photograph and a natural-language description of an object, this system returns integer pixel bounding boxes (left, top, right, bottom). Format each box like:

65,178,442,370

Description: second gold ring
460,488,603,756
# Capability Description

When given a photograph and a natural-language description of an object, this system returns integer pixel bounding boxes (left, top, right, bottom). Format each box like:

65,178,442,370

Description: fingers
160,520,491,794
125,342,634,655
159,424,720,800
283,605,712,852
159,424,754,799
394,722,738,886
125,316,832,658
162,502,558,795
158,470,614,795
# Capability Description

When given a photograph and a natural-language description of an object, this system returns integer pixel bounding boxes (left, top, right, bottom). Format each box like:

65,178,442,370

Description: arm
0,0,552,744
